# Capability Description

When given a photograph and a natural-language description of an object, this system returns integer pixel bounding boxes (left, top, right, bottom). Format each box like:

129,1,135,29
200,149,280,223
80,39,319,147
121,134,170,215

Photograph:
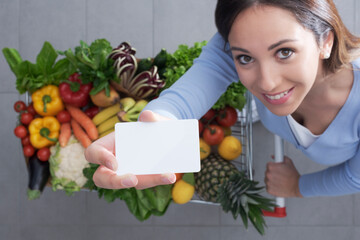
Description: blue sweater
144,33,360,197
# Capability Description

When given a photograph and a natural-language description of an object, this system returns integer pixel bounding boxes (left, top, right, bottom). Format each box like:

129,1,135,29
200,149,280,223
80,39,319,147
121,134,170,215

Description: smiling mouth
264,88,293,100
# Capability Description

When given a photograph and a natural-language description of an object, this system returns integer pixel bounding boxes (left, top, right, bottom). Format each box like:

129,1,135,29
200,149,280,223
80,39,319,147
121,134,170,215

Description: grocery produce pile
3,39,273,235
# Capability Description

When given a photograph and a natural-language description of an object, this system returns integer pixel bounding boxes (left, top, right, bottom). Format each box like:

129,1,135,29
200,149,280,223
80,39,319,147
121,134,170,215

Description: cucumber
135,57,153,75
153,48,167,69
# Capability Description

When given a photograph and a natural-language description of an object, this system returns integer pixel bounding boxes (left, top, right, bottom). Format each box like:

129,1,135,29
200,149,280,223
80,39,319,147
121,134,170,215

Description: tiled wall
0,0,359,239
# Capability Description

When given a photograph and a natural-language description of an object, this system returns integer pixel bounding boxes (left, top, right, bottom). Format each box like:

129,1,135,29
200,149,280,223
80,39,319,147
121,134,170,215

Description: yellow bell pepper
32,85,64,116
28,116,60,149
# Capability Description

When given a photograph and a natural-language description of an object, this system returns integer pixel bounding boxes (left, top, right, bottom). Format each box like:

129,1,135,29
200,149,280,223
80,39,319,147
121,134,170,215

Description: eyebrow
268,39,297,51
230,39,298,53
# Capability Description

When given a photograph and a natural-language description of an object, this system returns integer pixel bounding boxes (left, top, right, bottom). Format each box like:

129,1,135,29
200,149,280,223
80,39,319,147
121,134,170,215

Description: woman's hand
84,110,176,189
264,156,303,198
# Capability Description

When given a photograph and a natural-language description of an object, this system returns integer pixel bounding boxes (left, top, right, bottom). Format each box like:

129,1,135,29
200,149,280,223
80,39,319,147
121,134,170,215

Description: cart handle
262,135,287,218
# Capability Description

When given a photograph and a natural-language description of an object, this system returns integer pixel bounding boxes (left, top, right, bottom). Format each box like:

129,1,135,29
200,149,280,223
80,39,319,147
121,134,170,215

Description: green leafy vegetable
60,39,115,96
83,164,172,221
2,42,74,94
159,41,207,93
212,81,247,111
159,41,247,111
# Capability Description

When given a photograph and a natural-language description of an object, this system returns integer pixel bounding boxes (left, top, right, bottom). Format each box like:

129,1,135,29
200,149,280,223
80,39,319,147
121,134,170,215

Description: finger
93,166,138,189
283,156,294,166
138,110,170,122
135,173,176,189
85,135,118,171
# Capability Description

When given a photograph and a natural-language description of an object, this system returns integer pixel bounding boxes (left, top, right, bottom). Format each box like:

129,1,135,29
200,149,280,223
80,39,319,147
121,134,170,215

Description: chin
263,103,297,117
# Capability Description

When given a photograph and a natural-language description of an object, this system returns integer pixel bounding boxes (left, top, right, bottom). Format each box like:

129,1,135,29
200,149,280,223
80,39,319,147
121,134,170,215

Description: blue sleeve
143,33,239,120
299,147,360,197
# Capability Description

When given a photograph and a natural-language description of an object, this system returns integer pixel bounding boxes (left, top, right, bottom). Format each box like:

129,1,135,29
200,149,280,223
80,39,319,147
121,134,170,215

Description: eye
277,48,294,59
237,55,254,65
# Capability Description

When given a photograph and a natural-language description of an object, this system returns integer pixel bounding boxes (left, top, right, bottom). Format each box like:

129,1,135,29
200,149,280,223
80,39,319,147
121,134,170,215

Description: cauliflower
49,135,90,195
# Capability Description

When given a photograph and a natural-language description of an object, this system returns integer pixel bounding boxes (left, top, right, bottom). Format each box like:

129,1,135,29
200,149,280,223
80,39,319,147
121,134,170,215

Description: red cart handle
262,135,287,218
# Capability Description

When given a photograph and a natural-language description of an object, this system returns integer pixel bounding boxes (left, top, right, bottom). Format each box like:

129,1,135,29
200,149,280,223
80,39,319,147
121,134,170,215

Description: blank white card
115,120,201,175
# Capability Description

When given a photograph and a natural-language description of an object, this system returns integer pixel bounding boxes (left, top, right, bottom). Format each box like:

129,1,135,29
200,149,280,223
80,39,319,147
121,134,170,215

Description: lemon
218,136,242,161
199,138,211,160
172,179,195,204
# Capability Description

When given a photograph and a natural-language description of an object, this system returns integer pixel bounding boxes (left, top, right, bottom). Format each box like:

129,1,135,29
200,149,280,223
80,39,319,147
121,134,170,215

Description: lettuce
83,164,172,221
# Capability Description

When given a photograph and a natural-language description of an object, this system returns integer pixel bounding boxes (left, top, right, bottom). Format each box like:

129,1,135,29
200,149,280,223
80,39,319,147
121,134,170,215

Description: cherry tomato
84,106,100,119
201,109,217,124
21,135,31,146
56,110,71,123
27,102,37,116
14,125,28,138
198,120,204,135
202,125,224,145
216,106,238,127
37,147,51,161
20,112,34,125
14,101,26,113
23,144,35,157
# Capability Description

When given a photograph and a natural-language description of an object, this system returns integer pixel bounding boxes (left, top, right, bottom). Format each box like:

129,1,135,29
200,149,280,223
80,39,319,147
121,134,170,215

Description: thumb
138,110,170,122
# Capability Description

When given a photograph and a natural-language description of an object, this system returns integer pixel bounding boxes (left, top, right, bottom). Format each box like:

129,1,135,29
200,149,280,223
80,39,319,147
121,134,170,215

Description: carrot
66,104,98,140
59,123,71,147
71,119,92,148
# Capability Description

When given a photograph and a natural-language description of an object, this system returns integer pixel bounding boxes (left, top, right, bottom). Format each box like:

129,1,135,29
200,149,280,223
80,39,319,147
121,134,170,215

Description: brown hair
215,0,360,73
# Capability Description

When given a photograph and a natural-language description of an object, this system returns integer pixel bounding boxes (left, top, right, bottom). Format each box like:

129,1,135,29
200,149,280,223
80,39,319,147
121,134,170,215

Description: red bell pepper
59,73,93,107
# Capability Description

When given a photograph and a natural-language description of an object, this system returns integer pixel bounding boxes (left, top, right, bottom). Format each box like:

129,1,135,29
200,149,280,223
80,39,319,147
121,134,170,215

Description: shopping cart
192,92,287,218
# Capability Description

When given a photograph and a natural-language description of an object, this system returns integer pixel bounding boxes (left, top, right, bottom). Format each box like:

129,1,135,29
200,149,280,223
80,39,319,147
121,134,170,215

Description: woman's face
228,5,323,116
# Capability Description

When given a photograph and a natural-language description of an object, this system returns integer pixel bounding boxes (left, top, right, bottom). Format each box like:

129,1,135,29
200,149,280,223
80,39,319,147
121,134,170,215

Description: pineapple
194,153,275,235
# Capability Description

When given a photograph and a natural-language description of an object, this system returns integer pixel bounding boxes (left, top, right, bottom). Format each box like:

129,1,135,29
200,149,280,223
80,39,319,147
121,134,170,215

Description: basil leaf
2,48,22,78
36,41,58,75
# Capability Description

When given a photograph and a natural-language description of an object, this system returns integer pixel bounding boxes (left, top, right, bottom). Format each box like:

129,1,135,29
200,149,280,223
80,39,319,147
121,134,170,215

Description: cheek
291,55,320,85
235,67,256,89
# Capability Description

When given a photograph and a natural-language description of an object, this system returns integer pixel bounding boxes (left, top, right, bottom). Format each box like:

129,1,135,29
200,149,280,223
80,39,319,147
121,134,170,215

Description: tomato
216,106,238,127
37,147,51,161
56,110,71,123
14,125,28,138
202,125,224,145
23,144,35,157
27,102,37,116
21,135,31,146
201,109,217,124
20,112,34,125
198,120,204,135
84,106,100,119
14,101,26,113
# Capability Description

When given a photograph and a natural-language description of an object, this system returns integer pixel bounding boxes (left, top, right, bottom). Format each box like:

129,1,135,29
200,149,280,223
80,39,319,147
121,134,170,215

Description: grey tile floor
1,0,360,239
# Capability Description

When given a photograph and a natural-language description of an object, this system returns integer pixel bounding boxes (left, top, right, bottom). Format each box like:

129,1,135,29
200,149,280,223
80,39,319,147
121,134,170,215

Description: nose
256,62,280,92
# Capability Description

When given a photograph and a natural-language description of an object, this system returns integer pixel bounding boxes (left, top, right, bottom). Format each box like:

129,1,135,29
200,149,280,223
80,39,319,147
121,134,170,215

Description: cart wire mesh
190,91,253,204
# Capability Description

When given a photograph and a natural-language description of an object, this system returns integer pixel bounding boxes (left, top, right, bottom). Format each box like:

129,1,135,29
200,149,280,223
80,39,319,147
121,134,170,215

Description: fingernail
161,173,176,184
121,175,137,187
105,160,114,171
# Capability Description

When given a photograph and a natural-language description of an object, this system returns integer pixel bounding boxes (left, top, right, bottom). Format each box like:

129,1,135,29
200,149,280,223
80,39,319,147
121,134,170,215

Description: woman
85,0,360,197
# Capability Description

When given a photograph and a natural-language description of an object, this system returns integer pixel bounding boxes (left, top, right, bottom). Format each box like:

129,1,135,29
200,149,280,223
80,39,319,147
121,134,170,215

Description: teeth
265,90,289,100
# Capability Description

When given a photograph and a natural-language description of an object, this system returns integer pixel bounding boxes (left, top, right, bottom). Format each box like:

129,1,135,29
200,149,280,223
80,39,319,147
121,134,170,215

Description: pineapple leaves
217,172,275,236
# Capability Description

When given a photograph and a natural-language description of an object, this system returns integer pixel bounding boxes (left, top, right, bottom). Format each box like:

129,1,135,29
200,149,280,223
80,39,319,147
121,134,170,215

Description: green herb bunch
160,41,208,93
60,39,115,96
3,42,74,94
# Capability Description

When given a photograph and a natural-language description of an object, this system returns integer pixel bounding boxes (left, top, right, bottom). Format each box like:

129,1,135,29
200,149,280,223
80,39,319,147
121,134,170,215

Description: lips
263,87,294,105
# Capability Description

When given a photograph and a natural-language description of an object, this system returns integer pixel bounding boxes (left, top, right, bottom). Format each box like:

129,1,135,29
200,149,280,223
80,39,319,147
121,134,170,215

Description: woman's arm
143,33,239,120
299,148,360,197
